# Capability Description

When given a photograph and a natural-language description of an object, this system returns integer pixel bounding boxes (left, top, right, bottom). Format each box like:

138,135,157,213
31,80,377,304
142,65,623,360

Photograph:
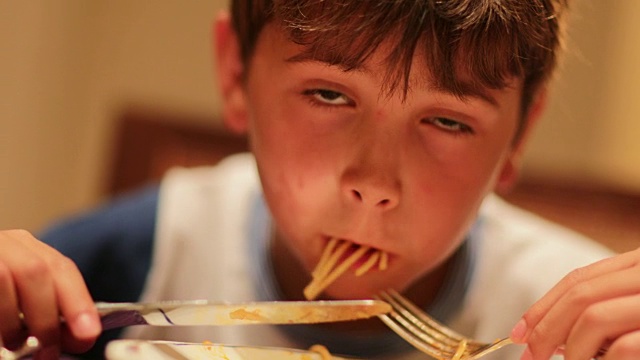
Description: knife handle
100,310,149,330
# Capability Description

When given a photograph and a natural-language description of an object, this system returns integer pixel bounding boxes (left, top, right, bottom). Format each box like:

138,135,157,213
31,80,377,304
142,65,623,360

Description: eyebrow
429,82,500,108
286,55,501,108
286,53,370,74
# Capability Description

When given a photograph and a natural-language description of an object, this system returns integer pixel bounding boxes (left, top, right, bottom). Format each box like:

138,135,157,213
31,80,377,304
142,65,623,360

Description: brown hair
231,0,568,134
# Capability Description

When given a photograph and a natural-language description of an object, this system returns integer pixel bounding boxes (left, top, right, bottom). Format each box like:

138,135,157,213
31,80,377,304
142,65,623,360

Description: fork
377,289,514,359
0,336,40,360
378,290,610,360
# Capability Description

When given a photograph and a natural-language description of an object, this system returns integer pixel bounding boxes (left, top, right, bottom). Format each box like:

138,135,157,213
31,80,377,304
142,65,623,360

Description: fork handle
469,338,608,360
0,336,40,360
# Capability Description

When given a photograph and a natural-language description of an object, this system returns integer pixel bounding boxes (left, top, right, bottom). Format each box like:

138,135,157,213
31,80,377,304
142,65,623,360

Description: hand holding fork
377,289,607,360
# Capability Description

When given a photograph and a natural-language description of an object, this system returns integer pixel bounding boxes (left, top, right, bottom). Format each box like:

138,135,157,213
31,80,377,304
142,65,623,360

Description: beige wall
0,0,638,231
74,0,228,216
0,2,97,230
0,0,228,231
524,1,640,191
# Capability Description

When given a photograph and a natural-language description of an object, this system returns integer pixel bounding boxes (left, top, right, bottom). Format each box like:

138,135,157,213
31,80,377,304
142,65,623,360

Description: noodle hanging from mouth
303,239,388,300
355,250,380,276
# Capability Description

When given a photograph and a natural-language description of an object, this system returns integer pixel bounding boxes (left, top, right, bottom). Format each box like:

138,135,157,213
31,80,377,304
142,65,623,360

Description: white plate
105,339,352,360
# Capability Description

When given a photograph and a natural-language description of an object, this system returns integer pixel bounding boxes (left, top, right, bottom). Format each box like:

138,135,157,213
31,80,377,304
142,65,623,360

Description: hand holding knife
3,300,389,359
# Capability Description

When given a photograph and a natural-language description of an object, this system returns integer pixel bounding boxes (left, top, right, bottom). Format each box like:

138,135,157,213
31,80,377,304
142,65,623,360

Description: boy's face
217,17,538,299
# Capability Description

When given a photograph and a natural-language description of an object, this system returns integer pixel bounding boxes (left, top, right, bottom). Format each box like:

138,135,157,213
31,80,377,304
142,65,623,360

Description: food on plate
229,308,265,321
450,339,468,360
309,344,333,359
303,239,388,300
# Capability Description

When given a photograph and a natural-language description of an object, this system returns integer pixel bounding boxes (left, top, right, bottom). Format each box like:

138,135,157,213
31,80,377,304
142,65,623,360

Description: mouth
303,238,390,300
335,240,389,273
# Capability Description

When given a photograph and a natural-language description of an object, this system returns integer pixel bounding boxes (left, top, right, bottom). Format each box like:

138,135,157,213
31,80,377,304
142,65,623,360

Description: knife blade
105,339,355,360
97,299,391,330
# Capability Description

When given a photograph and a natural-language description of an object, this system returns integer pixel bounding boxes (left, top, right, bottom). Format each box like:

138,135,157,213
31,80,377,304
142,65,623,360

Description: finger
60,326,96,355
0,230,62,357
525,265,640,359
14,233,101,352
0,262,26,349
529,250,639,319
517,249,639,339
12,255,61,357
51,256,101,352
33,345,61,360
603,330,640,360
565,294,640,360
0,232,50,349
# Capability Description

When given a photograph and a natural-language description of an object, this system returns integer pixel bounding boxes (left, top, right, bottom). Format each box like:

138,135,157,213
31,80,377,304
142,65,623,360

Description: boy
2,0,640,359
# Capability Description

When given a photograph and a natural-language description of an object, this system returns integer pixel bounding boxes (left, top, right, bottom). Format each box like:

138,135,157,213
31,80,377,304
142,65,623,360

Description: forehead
253,23,522,107
270,1,537,94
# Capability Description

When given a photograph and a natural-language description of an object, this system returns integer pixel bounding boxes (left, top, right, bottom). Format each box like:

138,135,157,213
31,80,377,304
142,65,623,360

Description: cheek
251,119,341,238
436,134,515,196
249,102,346,197
400,144,505,265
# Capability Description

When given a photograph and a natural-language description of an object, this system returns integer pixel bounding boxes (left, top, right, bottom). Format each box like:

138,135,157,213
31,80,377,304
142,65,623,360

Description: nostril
378,199,390,206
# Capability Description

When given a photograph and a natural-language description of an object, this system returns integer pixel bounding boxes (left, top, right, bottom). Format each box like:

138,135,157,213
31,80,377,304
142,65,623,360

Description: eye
422,117,474,134
303,89,352,106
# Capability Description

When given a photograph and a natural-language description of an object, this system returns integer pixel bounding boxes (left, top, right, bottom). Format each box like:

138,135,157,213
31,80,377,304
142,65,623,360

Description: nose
341,109,402,211
348,188,397,209
341,166,400,210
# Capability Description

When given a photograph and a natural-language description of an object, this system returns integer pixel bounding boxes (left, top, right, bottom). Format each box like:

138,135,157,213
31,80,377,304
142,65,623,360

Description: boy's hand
0,229,101,359
511,247,640,360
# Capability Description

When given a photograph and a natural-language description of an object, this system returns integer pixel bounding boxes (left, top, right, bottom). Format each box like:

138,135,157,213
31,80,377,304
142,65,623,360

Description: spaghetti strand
355,250,380,276
304,240,390,300
311,245,371,299
312,238,338,278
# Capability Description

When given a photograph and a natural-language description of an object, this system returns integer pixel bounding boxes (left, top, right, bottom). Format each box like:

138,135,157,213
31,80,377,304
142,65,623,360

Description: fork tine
383,290,485,348
378,290,469,358
380,291,458,349
379,289,496,359
378,312,457,359
385,290,466,341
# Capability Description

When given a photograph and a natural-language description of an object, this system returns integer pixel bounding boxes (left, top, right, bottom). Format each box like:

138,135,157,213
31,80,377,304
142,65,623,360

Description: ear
213,11,248,134
495,88,548,194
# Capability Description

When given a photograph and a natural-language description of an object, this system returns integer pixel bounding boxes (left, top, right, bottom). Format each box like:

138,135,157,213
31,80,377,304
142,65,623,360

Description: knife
105,339,355,360
97,299,391,330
